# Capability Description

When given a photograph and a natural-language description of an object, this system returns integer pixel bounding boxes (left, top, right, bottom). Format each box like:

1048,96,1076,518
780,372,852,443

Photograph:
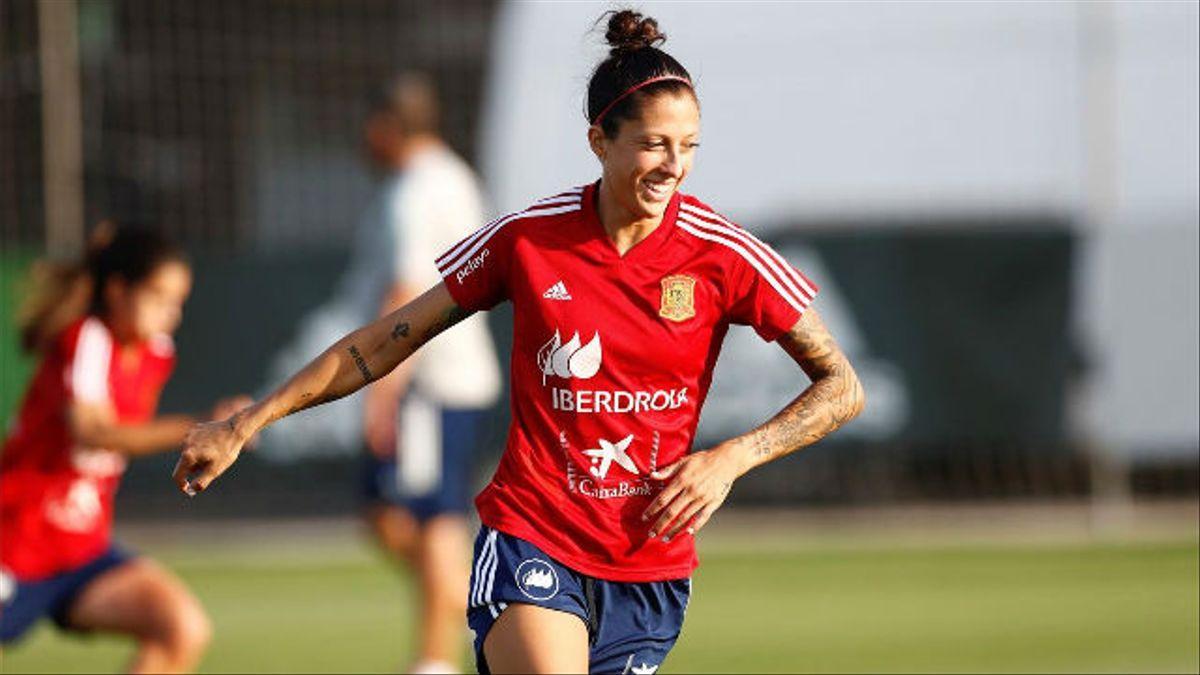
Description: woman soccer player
174,10,865,673
0,223,248,673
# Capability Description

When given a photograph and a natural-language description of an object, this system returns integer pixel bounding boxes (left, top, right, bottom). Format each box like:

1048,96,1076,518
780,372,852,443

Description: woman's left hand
642,446,743,542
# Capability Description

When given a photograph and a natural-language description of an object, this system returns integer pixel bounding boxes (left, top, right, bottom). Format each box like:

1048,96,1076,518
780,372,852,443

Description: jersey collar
582,180,681,264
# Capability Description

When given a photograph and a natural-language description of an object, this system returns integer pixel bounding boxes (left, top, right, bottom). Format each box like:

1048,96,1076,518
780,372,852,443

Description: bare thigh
417,514,469,590
483,603,589,674
65,558,209,643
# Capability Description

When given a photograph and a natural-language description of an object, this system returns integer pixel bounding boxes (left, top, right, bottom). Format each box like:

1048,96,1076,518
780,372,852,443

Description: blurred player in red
358,74,501,674
0,223,249,672
173,9,865,674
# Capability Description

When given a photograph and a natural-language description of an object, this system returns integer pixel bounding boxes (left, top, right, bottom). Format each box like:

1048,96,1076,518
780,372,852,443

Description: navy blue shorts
467,526,691,675
0,546,134,644
360,395,485,522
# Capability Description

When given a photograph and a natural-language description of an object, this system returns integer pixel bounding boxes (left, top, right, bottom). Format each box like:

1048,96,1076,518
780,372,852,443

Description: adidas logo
542,280,572,300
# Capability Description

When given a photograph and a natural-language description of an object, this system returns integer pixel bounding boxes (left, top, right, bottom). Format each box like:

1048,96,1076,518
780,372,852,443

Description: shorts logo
659,274,696,322
537,329,602,383
515,558,559,601
631,663,660,675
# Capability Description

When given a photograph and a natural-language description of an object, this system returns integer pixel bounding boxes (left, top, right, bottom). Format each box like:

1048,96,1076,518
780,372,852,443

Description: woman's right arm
172,282,471,495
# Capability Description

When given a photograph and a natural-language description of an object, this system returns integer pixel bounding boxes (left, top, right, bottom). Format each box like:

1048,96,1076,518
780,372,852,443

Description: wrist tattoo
348,345,373,383
391,321,410,340
284,391,334,417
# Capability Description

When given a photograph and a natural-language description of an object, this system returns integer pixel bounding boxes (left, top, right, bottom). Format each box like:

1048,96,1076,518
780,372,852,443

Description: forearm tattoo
283,391,336,418
277,303,472,424
347,345,373,383
751,312,865,463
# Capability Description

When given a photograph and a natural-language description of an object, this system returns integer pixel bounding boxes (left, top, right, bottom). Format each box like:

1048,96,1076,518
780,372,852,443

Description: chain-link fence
4,0,495,252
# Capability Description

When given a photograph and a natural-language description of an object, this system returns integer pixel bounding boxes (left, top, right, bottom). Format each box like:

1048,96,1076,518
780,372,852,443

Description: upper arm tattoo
388,297,472,348
778,309,845,381
418,303,473,346
749,309,865,462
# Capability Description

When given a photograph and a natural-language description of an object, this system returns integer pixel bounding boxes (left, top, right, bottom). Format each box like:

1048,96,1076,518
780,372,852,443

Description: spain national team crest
659,274,696,322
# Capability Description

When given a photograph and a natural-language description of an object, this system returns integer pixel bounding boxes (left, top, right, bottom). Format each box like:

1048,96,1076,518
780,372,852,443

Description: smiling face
589,90,701,224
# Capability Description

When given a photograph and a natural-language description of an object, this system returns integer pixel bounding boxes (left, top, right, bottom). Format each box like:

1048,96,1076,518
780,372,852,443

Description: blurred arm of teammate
69,395,253,457
643,308,865,540
173,282,470,496
362,282,420,458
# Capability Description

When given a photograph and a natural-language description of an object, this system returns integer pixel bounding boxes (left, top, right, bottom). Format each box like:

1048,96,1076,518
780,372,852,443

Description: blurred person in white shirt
356,73,501,674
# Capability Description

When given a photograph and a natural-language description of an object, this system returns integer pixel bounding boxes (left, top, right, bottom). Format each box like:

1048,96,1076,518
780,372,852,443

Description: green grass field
4,533,1197,673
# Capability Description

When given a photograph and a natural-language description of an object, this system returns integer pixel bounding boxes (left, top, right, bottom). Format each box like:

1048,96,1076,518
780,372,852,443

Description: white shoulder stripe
438,202,581,278
680,203,818,299
680,203,816,299
435,195,582,269
678,212,817,307
71,317,112,403
534,186,585,204
677,216,812,314
435,212,507,267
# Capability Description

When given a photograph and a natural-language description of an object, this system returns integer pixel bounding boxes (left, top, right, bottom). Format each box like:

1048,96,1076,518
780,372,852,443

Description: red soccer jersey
436,183,818,581
1,317,175,580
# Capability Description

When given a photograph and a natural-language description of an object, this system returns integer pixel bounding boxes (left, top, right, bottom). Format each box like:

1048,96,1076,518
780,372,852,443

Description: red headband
590,75,694,126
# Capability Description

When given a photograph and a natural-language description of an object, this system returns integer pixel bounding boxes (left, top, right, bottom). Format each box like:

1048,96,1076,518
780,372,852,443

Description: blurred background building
2,0,1196,515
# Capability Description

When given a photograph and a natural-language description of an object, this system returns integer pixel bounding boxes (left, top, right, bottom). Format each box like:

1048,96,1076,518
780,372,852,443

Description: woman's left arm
643,308,865,540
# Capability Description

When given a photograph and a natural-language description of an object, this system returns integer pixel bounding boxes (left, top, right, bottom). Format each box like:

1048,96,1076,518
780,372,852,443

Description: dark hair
586,9,695,138
17,222,186,352
367,71,440,135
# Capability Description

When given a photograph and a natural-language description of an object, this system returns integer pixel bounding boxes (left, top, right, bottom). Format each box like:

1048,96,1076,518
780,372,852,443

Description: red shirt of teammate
436,182,818,581
1,317,175,581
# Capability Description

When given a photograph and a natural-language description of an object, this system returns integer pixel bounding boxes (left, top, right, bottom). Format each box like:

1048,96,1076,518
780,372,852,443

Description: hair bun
604,10,665,56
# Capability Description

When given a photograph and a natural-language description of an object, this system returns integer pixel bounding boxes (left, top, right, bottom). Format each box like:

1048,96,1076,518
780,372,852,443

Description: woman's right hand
172,413,253,496
169,284,470,496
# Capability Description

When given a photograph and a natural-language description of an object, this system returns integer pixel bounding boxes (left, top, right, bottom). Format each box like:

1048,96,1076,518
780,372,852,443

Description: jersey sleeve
724,239,819,342
60,318,113,404
433,212,516,312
